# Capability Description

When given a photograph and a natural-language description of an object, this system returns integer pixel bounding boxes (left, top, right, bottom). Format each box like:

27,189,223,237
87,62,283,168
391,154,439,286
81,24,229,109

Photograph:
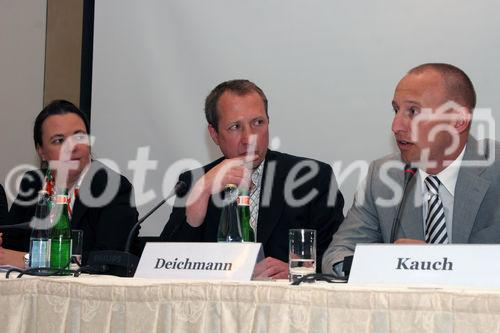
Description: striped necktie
249,176,259,232
424,175,448,244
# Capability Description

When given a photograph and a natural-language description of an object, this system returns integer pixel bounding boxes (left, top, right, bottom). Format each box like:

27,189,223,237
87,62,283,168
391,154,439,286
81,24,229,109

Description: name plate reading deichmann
348,244,500,289
135,242,263,280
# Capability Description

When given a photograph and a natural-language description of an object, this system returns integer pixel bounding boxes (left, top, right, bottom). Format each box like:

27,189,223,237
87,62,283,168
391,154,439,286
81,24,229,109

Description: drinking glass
70,229,83,270
289,229,316,282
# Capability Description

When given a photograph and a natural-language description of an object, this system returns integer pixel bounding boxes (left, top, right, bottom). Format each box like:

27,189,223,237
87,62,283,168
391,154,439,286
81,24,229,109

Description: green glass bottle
50,189,72,273
238,188,255,242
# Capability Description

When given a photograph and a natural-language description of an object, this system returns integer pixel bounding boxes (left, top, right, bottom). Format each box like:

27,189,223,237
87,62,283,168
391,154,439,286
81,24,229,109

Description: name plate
135,242,263,280
349,244,500,289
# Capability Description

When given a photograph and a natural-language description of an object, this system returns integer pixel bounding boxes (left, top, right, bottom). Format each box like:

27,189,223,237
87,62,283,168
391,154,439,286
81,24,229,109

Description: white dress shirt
417,146,466,243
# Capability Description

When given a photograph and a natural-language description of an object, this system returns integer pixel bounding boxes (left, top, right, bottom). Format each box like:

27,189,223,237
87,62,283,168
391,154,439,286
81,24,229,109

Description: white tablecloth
1,274,500,332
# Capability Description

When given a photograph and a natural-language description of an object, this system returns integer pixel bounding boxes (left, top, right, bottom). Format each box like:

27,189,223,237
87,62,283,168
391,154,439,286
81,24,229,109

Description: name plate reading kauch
134,242,263,280
348,244,500,289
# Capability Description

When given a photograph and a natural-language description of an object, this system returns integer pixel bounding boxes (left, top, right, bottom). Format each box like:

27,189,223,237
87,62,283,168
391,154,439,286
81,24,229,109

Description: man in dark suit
1,99,139,268
0,185,8,252
0,185,7,225
2,160,139,265
161,79,344,279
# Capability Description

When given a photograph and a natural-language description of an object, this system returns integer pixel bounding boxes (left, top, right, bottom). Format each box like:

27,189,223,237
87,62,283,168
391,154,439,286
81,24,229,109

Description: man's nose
391,111,407,135
241,126,255,145
62,136,79,155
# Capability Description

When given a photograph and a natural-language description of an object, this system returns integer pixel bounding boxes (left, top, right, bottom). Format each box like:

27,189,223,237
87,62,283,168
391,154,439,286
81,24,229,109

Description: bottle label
30,239,51,268
55,195,68,205
237,195,250,206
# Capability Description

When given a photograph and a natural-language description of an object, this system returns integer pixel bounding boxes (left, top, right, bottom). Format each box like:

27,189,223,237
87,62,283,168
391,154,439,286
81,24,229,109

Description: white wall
0,0,47,203
91,0,500,236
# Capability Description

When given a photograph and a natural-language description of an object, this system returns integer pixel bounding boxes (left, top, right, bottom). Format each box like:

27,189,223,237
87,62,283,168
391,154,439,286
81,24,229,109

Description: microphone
124,180,188,252
86,180,188,277
389,164,417,243
340,165,417,280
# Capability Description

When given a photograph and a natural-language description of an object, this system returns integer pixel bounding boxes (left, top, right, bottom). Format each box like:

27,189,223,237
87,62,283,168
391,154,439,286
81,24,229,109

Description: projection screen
91,0,500,236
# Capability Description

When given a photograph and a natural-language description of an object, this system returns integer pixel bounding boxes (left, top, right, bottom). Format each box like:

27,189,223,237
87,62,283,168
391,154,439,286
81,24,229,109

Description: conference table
1,273,499,333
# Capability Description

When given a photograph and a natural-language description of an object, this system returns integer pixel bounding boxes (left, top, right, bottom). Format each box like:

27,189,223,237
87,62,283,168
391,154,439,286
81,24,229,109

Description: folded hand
253,257,288,280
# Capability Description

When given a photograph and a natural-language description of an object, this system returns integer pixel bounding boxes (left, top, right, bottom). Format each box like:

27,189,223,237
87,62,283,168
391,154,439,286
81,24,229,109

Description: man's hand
252,257,289,280
185,155,256,227
0,239,26,268
395,238,426,244
197,155,256,196
0,233,27,268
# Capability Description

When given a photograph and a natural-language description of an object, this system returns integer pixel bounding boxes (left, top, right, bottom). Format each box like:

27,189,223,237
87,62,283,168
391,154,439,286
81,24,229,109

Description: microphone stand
341,165,417,280
86,181,187,277
389,166,417,243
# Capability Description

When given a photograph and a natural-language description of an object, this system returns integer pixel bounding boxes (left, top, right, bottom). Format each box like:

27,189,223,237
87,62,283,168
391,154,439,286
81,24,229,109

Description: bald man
322,63,500,274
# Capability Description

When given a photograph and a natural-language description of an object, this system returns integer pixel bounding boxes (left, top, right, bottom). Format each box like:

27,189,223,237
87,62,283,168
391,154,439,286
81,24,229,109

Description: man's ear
36,144,46,162
208,124,219,146
454,106,471,134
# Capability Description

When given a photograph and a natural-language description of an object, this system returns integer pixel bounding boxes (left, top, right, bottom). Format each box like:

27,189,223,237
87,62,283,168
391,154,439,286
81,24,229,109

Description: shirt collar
72,163,91,192
417,145,466,196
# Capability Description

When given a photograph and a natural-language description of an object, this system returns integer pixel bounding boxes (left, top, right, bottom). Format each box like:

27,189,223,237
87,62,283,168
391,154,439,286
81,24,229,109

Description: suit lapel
256,151,285,245
452,137,490,243
399,175,425,240
70,196,87,229
70,161,101,229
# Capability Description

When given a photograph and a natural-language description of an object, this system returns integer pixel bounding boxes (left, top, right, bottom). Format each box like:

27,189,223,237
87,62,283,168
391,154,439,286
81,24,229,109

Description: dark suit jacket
0,185,7,226
160,150,344,270
3,161,139,262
